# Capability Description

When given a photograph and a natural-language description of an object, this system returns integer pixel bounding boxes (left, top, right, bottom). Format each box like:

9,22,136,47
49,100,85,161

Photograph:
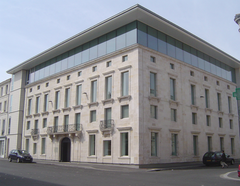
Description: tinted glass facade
26,21,236,84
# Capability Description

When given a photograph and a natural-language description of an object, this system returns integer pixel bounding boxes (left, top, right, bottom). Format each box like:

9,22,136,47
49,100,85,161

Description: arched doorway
60,137,71,162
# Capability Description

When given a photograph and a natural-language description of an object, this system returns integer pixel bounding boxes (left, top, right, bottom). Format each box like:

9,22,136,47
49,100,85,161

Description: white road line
220,171,240,181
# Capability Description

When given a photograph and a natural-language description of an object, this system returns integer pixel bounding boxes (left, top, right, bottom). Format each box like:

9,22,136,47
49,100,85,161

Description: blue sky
0,0,239,82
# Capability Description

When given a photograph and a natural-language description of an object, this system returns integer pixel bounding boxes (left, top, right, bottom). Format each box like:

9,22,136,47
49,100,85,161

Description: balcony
47,124,82,137
100,119,114,135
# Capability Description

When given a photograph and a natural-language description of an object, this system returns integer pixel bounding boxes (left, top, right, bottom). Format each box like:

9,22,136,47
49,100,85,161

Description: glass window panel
104,141,111,156
191,48,198,67
105,76,112,99
210,57,217,75
148,27,158,51
90,110,96,122
76,85,82,105
91,80,97,102
106,31,116,54
204,54,211,73
150,72,156,96
137,22,147,47
116,27,126,50
167,36,175,58
121,133,128,156
89,39,98,60
170,78,176,101
183,44,191,64
151,132,157,156
55,60,62,73
121,71,129,96
197,51,205,70
82,43,90,63
172,134,177,156
126,22,137,46
121,105,129,118
216,60,222,77
89,135,95,155
49,58,56,75
98,35,107,57
158,31,167,54
175,40,183,61
35,70,40,81
221,63,227,79
61,53,68,70
74,46,82,65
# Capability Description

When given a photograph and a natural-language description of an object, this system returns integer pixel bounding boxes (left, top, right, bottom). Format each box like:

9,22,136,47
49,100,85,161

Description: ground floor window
103,140,111,156
0,140,4,156
231,138,234,155
33,143,37,154
151,132,158,156
89,135,95,156
121,133,128,156
171,134,178,156
41,138,46,154
220,137,224,151
193,135,198,156
26,139,29,153
207,136,212,152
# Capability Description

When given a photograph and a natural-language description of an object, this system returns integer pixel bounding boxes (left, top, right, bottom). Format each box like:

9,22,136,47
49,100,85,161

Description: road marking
220,171,240,181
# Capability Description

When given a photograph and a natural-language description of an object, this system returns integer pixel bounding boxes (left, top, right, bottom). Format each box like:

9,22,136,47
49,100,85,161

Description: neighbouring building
0,78,11,158
6,5,240,166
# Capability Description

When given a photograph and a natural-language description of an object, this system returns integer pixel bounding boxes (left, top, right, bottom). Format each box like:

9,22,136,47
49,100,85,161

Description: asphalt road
0,159,239,186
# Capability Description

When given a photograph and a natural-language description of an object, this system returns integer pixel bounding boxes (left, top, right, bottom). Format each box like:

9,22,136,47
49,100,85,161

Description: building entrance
60,137,71,162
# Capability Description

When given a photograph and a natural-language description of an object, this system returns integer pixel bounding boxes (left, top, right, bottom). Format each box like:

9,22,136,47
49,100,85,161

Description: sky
0,0,240,83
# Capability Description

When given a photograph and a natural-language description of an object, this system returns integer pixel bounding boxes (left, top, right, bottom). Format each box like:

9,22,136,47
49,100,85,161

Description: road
0,159,239,186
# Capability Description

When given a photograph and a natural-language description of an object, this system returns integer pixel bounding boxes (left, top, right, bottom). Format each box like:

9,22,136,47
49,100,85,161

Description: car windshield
204,152,214,157
17,150,29,155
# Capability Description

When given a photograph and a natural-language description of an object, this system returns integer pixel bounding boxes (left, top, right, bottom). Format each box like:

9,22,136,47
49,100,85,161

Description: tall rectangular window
193,135,198,156
35,97,40,113
33,143,37,154
43,118,47,128
229,119,233,129
8,118,11,134
219,117,223,128
220,137,224,151
65,88,70,108
207,136,212,152
26,139,29,153
64,115,69,132
34,120,38,129
105,108,112,127
44,94,48,112
27,121,31,130
90,110,96,122
228,96,232,113
151,132,158,156
9,95,12,112
171,134,178,156
75,113,81,131
105,76,112,99
89,135,95,156
54,116,58,132
0,102,2,111
231,138,234,155
170,78,176,101
217,93,221,111
121,133,128,156
121,71,129,96
2,120,5,135
76,85,82,105
41,138,46,154
3,101,6,112
91,80,97,102
150,72,156,96
121,105,129,119
205,89,209,108
5,85,8,94
150,105,157,119
206,115,211,126
55,91,60,109
192,113,197,124
28,99,32,115
171,109,177,122
191,85,196,105
103,140,111,156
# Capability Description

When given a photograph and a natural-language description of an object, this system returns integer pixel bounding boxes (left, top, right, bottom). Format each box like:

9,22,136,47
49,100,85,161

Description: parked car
202,151,234,166
8,150,33,163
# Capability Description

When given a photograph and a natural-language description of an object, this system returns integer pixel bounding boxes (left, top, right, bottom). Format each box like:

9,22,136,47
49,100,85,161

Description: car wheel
16,158,20,163
231,160,235,165
8,157,12,162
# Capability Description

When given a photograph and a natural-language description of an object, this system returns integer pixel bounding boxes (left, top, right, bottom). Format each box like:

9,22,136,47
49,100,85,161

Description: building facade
7,5,240,165
0,79,11,158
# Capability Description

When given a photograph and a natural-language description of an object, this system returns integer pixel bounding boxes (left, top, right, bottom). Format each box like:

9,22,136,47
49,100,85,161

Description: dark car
203,151,234,166
8,150,33,163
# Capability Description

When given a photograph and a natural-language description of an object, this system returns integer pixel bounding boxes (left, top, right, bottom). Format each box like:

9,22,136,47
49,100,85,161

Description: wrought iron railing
31,129,39,136
100,119,114,131
47,124,82,134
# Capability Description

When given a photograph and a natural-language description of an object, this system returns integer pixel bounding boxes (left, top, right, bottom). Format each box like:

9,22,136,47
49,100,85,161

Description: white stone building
0,78,11,158
6,5,240,165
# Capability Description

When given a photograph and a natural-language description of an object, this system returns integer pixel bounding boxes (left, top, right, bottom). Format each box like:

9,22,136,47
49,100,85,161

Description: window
171,108,177,122
0,102,1,111
205,89,209,108
43,118,47,128
122,55,128,62
41,138,46,154
37,85,40,90
90,110,96,122
89,135,95,156
5,85,8,94
229,119,233,129
190,71,194,76
26,139,29,153
204,76,208,81
170,63,174,69
150,56,155,63
55,91,60,109
91,80,97,102
121,133,128,156
150,72,156,96
170,78,176,101
27,121,31,130
105,76,112,99
78,71,82,77
150,105,157,119
67,75,70,80
228,96,232,113
8,118,11,134
103,140,111,156
227,85,230,89
35,97,40,113
33,143,37,154
46,82,49,87
105,108,112,127
4,101,6,112
231,138,234,155
206,115,211,126
44,94,48,112
121,71,129,96
216,81,219,85
193,135,198,156
151,132,158,156
106,61,112,67
191,85,196,105
34,120,38,130
92,66,97,72
2,120,5,135
1,87,3,96
217,93,221,111
64,115,69,132
76,85,82,105
75,113,81,131
171,134,178,156
192,113,197,124
57,79,60,83
121,105,129,119
30,88,32,92
219,118,223,128
54,116,58,132
207,136,212,152
65,88,70,108
220,137,224,151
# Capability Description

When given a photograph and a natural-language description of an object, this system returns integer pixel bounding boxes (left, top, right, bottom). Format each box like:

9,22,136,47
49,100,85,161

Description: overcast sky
0,0,239,83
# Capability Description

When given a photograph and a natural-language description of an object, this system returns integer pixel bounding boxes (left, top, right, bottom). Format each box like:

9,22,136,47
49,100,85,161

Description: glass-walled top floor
26,21,236,84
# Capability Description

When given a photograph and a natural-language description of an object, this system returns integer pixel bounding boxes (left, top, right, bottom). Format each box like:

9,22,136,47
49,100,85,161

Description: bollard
238,164,240,177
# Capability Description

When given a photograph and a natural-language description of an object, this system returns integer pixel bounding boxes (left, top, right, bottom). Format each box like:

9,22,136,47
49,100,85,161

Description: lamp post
234,14,240,32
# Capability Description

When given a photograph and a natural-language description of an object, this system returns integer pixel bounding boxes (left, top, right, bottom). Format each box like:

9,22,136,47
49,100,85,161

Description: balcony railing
47,124,82,134
100,119,114,131
31,129,39,136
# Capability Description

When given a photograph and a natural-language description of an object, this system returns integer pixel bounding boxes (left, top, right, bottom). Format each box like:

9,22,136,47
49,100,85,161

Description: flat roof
7,4,240,74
